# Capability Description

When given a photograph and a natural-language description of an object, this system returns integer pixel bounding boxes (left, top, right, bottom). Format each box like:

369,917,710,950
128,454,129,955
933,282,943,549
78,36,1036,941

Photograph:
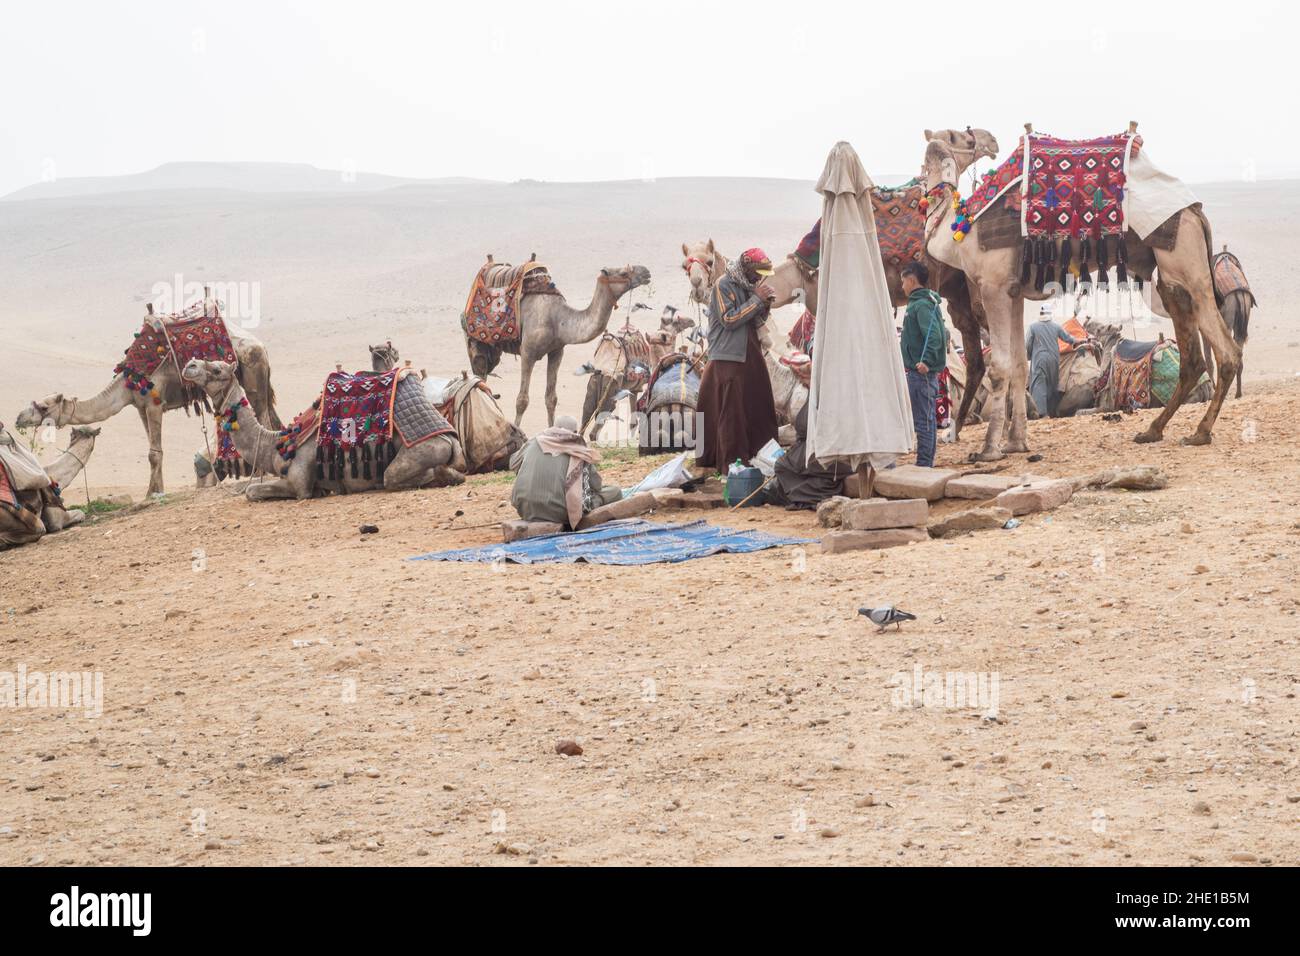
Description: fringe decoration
1019,241,1032,285
1032,238,1046,291
316,445,325,481
362,444,372,480
1079,236,1091,287
349,447,359,479
1115,237,1129,287
1096,236,1110,294
1057,238,1071,289
215,460,226,481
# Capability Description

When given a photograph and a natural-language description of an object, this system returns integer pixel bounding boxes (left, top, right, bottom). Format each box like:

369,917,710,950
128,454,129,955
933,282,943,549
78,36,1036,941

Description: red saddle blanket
966,133,1142,240
1212,251,1254,304
115,303,237,401
871,185,926,269
462,261,560,347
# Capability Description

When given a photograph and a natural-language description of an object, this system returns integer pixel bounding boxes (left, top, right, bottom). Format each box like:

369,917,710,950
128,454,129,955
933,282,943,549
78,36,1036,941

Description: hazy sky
2,0,1293,196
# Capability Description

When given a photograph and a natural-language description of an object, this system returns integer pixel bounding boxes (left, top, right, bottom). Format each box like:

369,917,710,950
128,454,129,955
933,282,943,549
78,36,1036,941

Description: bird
858,605,917,632
572,361,597,376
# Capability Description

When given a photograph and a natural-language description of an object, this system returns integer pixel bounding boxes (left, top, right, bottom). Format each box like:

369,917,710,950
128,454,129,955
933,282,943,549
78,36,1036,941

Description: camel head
681,240,722,304
600,264,652,299
660,309,695,336
923,128,1000,178
67,425,101,453
181,358,239,403
466,340,502,379
369,341,399,372
765,256,818,315
16,393,67,430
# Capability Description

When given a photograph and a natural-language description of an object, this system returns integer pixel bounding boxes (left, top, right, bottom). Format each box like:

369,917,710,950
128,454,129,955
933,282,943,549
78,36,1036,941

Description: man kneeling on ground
510,415,621,530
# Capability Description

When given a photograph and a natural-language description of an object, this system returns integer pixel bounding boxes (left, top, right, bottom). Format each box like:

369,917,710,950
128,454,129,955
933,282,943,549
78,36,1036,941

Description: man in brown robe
694,248,779,473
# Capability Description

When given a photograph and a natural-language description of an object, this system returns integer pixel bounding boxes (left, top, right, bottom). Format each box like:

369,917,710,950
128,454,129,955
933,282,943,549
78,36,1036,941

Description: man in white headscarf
510,414,620,529
1026,304,1084,417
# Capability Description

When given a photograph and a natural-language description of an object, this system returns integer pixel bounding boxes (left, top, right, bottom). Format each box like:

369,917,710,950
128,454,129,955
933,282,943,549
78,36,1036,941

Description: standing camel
180,360,465,501
920,126,1240,458
463,264,652,428
16,308,280,495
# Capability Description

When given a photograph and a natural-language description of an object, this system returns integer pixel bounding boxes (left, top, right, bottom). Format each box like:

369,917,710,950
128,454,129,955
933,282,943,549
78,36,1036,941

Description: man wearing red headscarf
694,247,779,473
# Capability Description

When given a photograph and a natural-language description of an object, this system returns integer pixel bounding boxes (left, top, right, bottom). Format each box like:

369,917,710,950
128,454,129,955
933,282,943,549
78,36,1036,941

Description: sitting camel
16,305,280,495
180,360,465,501
0,425,100,549
581,309,696,440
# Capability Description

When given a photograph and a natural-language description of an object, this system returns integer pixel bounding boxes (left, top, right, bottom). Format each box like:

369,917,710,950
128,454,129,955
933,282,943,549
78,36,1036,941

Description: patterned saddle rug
790,185,924,279
116,302,237,404
311,369,455,481
461,259,562,349
871,184,925,270
1212,251,1255,306
964,133,1142,290
1097,340,1207,410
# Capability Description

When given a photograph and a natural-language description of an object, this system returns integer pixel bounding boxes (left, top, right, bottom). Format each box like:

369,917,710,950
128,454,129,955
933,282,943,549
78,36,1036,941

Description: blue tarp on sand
410,518,813,567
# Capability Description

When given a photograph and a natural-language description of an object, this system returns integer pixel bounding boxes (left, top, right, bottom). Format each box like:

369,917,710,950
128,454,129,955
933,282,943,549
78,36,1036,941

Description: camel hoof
1004,441,1030,454
969,449,1006,463
1133,430,1162,445
1180,432,1212,447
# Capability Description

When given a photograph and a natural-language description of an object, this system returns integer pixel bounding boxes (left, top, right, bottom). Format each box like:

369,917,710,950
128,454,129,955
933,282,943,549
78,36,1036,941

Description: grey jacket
707,273,770,362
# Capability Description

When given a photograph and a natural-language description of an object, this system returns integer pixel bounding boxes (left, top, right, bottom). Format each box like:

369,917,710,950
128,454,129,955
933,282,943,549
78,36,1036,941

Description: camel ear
706,238,714,253
601,268,610,277
681,243,689,256
924,128,934,142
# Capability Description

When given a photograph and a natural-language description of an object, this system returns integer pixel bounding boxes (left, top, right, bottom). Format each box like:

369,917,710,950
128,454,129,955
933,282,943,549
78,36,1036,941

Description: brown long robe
694,325,778,473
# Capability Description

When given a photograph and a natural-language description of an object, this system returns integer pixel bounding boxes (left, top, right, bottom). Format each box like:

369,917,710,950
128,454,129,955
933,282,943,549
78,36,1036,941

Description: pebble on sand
554,739,583,757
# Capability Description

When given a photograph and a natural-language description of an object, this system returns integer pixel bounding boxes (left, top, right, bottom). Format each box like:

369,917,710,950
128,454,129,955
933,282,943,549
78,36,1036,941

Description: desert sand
1,172,1297,865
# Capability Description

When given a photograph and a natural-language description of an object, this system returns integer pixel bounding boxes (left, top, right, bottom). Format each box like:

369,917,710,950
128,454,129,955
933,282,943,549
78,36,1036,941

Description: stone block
871,465,958,502
820,527,928,553
842,497,929,531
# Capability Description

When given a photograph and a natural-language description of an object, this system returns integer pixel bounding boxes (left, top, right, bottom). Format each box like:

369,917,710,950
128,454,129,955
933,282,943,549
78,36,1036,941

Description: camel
463,264,652,428
371,340,524,473
16,306,280,495
0,425,100,549
921,125,1241,458
1211,247,1255,399
581,310,696,440
180,360,465,501
681,240,729,306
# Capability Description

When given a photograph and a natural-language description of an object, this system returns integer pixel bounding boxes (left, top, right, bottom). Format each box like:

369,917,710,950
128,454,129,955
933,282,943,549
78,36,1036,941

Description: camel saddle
1212,251,1255,306
462,259,562,348
641,353,703,414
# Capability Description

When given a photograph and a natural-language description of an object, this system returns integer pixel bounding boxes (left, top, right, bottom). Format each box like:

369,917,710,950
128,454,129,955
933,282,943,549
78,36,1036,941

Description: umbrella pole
855,463,875,499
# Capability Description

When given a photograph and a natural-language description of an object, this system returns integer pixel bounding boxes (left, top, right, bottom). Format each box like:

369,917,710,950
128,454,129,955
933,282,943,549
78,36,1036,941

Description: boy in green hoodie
899,262,947,467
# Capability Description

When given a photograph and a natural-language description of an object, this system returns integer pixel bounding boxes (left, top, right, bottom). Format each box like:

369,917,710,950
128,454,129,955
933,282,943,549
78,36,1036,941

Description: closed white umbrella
805,141,914,473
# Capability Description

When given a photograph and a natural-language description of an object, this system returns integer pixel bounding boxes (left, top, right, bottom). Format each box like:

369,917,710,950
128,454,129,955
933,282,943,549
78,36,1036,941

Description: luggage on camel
430,374,525,474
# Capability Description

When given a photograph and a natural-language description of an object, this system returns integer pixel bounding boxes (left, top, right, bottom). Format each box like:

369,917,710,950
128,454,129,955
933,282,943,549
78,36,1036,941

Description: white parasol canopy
804,141,914,471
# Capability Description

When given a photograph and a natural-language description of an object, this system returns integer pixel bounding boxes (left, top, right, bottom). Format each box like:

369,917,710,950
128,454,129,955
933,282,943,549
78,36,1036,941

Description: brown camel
921,125,1240,458
16,305,280,494
462,264,652,428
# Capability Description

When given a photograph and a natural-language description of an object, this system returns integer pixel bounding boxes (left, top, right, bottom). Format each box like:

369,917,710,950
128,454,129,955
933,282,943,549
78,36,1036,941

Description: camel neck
44,439,94,488
223,386,285,475
556,278,621,344
63,378,133,425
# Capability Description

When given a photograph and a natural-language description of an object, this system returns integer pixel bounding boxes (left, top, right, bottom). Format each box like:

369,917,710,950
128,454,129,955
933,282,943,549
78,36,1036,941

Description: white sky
1,0,1292,196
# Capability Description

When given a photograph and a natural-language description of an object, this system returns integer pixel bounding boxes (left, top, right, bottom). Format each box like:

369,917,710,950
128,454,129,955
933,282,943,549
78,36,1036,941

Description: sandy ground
1,176,1298,866
1,381,1297,866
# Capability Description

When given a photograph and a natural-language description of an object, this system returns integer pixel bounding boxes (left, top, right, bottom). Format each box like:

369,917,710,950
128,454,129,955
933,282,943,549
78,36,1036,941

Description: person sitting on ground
510,414,621,530
899,262,948,468
1026,303,1084,418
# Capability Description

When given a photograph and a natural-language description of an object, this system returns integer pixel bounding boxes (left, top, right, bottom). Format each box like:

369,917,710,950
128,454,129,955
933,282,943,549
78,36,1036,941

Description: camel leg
950,316,985,440
514,353,538,428
140,403,165,495
1185,302,1241,445
381,443,465,490
246,479,301,501
973,292,1014,461
239,359,282,430
1134,279,1210,444
1004,296,1030,453
544,347,563,427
